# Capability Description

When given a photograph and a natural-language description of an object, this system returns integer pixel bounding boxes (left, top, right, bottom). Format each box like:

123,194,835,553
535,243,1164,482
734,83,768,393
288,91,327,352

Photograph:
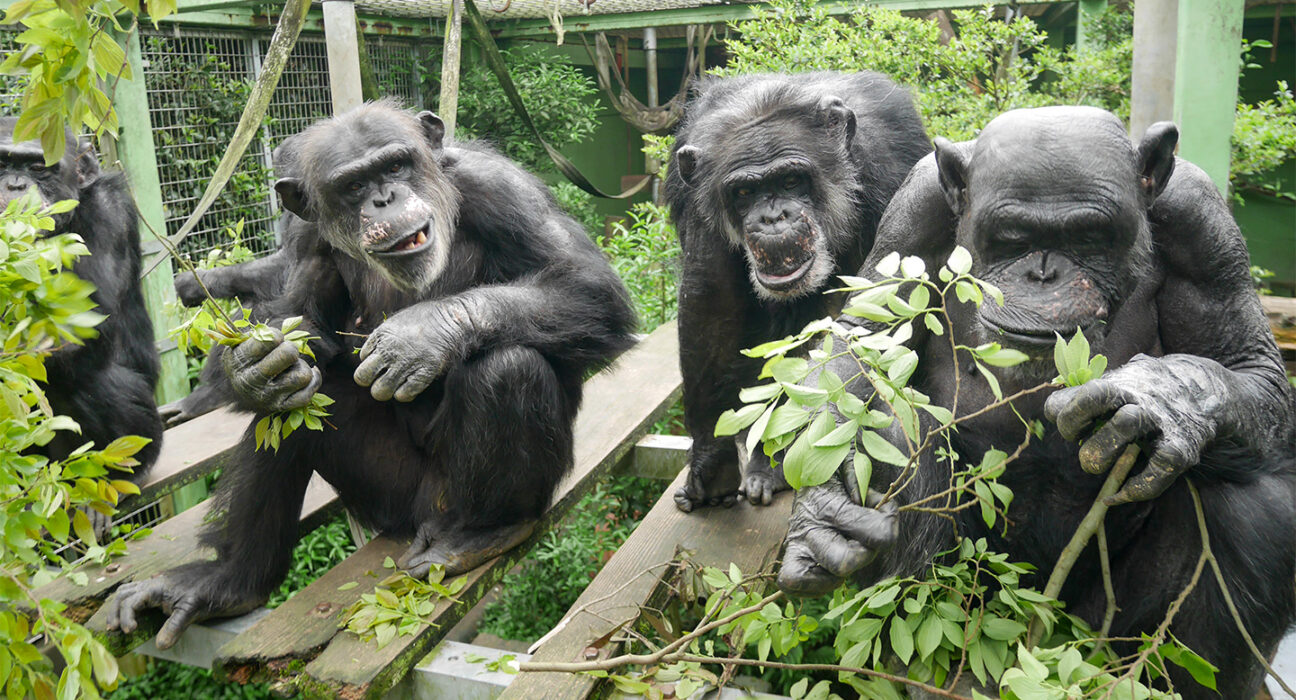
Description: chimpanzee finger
155,598,200,650
802,525,873,578
393,371,434,403
1078,404,1157,475
827,498,897,551
841,457,862,506
352,351,387,388
228,331,284,369
1045,383,1129,441
249,341,304,383
778,541,845,597
1107,446,1193,506
367,362,406,402
113,582,164,634
274,367,322,412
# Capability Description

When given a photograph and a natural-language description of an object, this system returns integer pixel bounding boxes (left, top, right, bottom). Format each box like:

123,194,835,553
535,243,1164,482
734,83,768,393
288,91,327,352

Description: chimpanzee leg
47,363,163,476
105,426,315,649
398,345,578,576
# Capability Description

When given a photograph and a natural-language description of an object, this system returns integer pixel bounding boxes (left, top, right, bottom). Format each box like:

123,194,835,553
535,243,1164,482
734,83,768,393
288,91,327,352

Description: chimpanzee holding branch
667,72,930,511
107,102,636,649
0,120,163,479
777,107,1296,698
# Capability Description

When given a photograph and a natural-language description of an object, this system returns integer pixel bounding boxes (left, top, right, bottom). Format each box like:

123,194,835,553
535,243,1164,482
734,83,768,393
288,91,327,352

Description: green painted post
1076,0,1109,51
1172,0,1244,195
111,28,208,512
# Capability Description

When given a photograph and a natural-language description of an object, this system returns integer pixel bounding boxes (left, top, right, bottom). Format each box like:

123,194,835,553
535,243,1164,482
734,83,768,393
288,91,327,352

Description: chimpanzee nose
1027,252,1058,283
372,187,397,208
758,207,791,226
3,176,28,192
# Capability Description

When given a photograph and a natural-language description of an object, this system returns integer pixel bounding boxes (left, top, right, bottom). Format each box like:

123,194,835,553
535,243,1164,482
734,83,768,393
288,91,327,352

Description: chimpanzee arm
353,157,635,403
1046,160,1294,503
174,250,290,308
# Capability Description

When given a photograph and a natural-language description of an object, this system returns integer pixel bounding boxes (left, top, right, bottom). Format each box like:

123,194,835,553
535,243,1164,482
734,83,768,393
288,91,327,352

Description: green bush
597,203,680,333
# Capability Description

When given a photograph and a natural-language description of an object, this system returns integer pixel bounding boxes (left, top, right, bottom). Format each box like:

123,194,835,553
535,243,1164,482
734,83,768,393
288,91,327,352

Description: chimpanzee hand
173,270,207,307
222,329,322,413
105,569,261,650
354,303,464,402
777,476,897,597
674,439,741,512
1045,353,1227,505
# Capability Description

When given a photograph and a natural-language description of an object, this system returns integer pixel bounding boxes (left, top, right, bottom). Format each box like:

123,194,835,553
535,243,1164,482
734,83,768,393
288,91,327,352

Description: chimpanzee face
275,103,460,293
0,117,95,231
674,95,863,300
935,107,1176,372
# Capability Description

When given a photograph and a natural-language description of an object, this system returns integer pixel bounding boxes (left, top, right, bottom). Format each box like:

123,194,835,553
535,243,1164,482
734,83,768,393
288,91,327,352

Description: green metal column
113,29,207,514
1075,0,1109,51
112,28,187,405
1172,0,1244,195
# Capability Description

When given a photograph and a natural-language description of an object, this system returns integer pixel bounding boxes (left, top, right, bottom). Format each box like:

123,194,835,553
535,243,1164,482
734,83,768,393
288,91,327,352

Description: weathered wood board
500,459,795,700
136,407,250,503
216,321,683,698
33,474,340,654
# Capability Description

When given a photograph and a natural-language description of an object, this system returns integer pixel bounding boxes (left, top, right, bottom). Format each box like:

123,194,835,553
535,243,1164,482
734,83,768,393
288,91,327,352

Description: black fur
777,107,1296,698
105,103,635,648
666,72,929,511
0,119,162,477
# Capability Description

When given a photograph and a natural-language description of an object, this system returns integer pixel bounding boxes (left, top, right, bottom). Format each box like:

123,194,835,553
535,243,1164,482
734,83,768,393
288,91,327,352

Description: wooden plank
287,322,682,699
500,465,794,700
620,433,690,481
1263,295,1296,351
135,407,250,503
32,474,339,655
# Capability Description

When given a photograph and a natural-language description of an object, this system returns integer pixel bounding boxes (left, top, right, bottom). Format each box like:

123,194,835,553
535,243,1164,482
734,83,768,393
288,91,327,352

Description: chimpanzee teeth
415,230,427,246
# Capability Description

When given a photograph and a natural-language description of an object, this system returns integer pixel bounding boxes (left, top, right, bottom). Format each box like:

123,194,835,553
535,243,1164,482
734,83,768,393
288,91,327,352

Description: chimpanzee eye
388,162,404,174
735,186,753,198
782,174,802,189
348,181,363,192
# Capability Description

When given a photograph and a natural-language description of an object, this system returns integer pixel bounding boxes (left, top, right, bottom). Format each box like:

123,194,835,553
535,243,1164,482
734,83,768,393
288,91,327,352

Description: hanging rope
582,24,711,135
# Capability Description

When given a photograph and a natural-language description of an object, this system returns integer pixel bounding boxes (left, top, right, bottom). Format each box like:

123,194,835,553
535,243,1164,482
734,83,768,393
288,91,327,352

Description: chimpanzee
160,136,308,427
0,119,163,478
776,107,1296,698
106,101,636,649
666,72,930,512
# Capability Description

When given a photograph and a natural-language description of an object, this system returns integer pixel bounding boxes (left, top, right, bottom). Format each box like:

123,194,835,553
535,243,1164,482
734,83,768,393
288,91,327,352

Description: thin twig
1028,445,1140,647
1096,524,1117,641
1188,481,1296,698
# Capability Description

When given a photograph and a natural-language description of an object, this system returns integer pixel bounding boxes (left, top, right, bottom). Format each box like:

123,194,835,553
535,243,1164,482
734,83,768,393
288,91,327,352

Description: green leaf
739,382,781,403
858,430,908,467
783,411,851,489
813,420,858,447
715,403,764,437
746,403,775,456
874,251,901,277
72,509,96,546
948,246,973,275
975,343,1030,368
784,382,829,407
852,451,873,495
337,582,359,591
889,616,914,665
763,403,812,439
923,312,944,336
771,357,810,384
980,616,1026,641
915,614,943,659
975,361,1003,401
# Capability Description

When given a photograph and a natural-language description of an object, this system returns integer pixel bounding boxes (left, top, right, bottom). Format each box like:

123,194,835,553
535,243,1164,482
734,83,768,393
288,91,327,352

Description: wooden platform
32,322,683,699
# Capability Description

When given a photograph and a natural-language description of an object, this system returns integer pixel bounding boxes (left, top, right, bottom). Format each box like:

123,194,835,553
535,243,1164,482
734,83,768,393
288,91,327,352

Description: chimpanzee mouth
370,220,433,258
979,315,1102,348
755,256,815,290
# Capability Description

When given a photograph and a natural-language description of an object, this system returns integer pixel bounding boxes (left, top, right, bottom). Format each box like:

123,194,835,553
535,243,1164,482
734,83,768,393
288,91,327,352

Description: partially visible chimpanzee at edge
106,101,636,649
160,136,310,426
777,107,1296,698
0,119,163,477
666,72,930,512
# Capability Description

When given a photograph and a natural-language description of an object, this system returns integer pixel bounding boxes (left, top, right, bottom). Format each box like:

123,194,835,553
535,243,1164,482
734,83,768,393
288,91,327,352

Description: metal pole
439,0,464,141
1129,0,1178,139
644,27,659,201
322,0,364,114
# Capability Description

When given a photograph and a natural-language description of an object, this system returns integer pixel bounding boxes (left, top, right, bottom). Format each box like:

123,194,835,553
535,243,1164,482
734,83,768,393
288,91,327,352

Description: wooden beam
501,467,793,699
1172,0,1244,194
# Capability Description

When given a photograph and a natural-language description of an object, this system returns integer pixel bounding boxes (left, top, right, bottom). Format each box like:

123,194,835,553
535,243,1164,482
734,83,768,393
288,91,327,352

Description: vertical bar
322,0,363,115
644,27,659,201
1173,0,1244,195
439,0,464,140
1130,0,1178,139
1075,0,1109,52
248,34,281,244
111,28,188,405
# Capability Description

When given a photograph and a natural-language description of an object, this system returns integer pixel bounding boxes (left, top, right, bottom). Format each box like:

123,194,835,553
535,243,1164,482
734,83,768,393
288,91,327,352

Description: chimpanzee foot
106,570,260,650
398,519,538,577
673,462,741,513
158,400,196,428
739,460,789,506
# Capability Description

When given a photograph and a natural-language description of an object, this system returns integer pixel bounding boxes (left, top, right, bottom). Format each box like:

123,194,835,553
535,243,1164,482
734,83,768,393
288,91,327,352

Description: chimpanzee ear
818,95,857,147
1136,121,1177,205
75,140,100,189
675,145,701,185
417,111,446,150
274,177,316,221
934,137,970,216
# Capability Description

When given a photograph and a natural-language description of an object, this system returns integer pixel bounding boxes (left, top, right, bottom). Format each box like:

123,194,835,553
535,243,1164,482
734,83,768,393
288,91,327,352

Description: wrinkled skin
106,102,635,649
667,71,930,512
777,107,1296,699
